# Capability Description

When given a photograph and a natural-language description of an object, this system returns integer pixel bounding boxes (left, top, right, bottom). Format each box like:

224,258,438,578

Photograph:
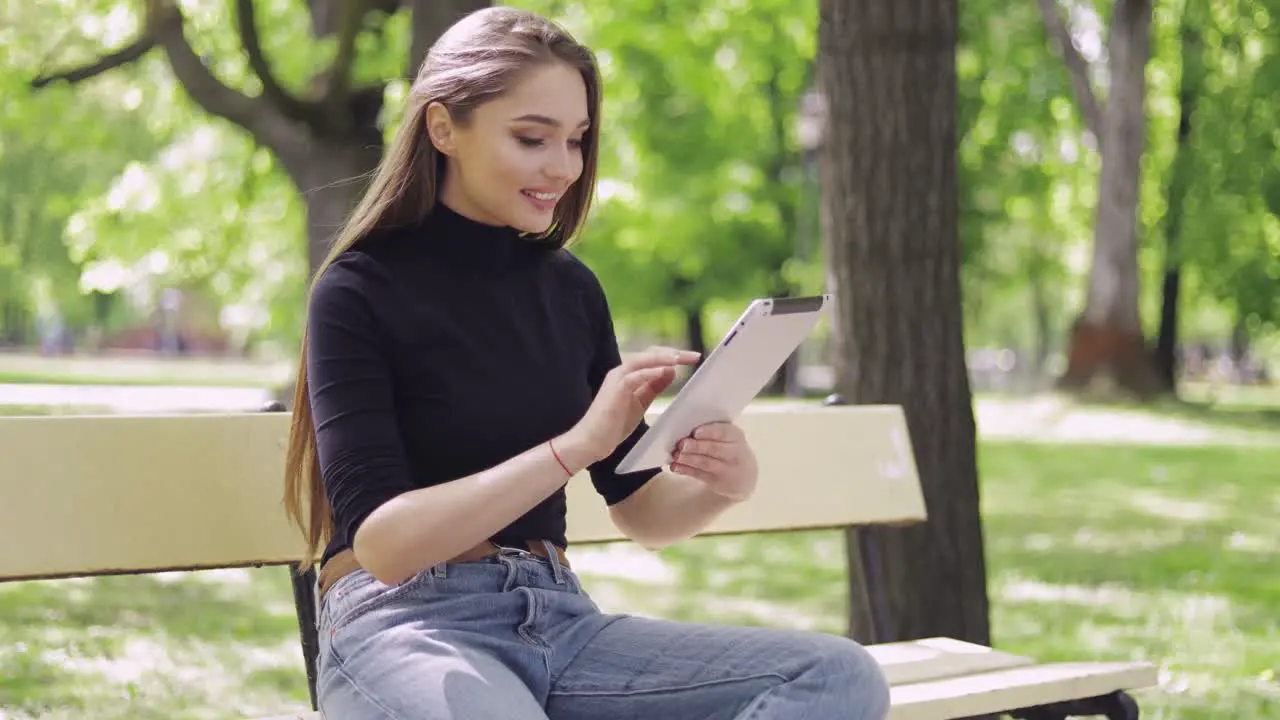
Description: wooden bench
0,403,1157,719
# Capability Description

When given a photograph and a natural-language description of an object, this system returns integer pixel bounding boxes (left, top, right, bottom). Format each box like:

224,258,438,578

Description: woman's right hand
560,347,701,469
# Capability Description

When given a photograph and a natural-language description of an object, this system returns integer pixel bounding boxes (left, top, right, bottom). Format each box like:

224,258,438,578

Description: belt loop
541,539,566,585
432,561,447,579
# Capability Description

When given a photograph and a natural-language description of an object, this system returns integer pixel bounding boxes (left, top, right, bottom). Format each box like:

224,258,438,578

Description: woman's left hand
669,421,758,502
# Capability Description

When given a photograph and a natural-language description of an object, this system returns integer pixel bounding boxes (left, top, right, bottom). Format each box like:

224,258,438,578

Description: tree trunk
1031,269,1053,380
818,0,990,646
1057,0,1159,397
1153,267,1181,390
276,130,386,275
408,0,491,77
683,305,707,358
0,300,29,347
1154,0,1204,393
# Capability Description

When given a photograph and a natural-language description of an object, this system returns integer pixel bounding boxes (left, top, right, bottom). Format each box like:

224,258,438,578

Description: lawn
1,439,1274,719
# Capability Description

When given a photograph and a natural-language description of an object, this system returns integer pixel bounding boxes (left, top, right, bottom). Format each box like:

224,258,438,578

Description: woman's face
429,61,589,234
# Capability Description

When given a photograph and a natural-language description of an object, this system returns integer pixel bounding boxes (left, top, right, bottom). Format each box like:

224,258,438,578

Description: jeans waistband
317,539,570,599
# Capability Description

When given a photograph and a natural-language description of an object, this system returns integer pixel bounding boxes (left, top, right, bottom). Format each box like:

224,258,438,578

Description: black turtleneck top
306,203,660,566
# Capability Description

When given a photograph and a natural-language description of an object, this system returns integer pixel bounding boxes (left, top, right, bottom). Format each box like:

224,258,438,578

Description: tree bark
683,305,707,358
271,121,387,274
818,0,990,646
408,0,491,77
1043,0,1160,397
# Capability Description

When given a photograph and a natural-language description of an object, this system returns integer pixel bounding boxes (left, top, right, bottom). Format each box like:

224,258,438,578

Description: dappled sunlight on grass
982,442,1279,719
1125,490,1226,523
0,568,309,719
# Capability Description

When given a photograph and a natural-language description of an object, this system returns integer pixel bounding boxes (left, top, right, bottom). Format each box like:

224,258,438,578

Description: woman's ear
425,102,456,156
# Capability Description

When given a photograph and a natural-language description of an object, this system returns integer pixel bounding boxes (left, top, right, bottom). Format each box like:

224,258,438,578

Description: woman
282,7,890,719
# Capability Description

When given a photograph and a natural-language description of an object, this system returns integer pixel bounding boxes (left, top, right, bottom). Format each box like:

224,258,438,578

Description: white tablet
616,294,833,474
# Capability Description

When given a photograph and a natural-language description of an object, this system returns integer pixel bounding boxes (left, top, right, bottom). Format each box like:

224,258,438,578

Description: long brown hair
282,7,603,569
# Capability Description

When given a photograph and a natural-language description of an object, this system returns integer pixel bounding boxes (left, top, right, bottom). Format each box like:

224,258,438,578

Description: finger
675,438,735,462
624,365,673,390
640,366,677,399
671,447,731,475
669,461,716,482
691,422,742,442
627,366,675,405
621,347,700,372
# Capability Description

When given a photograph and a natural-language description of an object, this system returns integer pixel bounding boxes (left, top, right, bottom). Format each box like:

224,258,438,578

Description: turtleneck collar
421,201,553,268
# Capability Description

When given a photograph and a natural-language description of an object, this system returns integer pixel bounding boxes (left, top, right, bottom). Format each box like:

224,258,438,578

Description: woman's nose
543,146,577,182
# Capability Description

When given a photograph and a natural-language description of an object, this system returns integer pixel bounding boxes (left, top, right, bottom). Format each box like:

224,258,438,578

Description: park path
973,394,1274,446
3,382,1273,446
0,383,271,414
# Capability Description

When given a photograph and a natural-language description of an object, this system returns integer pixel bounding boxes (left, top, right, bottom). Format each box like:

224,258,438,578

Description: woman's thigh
320,637,548,720
546,616,890,720
316,567,550,720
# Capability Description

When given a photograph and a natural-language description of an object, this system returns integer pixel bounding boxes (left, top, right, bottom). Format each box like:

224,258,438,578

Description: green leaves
4,0,1277,355
0,1,175,339
1171,0,1280,330
534,0,818,341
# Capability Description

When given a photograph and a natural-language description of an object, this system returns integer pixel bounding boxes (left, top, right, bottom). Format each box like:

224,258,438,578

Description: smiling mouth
522,190,559,202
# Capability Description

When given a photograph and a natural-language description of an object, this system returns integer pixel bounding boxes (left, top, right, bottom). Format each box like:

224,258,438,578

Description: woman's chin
512,215,556,236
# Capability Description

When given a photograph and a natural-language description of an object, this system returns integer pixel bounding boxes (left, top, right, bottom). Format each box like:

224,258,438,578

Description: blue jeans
316,545,890,719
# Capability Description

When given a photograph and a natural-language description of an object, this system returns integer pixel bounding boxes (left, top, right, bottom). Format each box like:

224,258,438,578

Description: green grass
1180,381,1280,411
1,442,1276,718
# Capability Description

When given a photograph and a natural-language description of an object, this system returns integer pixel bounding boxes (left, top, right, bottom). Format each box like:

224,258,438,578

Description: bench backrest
0,404,925,582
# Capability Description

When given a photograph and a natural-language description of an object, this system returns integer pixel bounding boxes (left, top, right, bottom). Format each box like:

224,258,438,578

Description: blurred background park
0,0,1276,718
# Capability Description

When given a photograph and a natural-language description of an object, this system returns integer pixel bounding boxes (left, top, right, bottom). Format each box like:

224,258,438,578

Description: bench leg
262,401,322,711
289,565,320,711
1010,689,1140,719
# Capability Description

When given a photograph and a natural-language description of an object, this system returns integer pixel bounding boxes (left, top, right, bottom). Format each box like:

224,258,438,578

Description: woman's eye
516,136,544,147
569,138,584,150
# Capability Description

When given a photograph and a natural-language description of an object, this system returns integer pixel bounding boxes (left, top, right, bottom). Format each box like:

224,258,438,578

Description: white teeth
525,191,558,201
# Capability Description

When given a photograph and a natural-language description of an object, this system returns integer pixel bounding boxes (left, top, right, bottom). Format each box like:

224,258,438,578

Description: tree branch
1036,0,1103,140
235,0,318,124
148,2,307,159
322,0,369,103
30,34,156,88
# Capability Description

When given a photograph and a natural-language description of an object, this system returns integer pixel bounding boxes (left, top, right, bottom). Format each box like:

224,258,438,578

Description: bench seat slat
864,636,1034,685
887,660,1159,720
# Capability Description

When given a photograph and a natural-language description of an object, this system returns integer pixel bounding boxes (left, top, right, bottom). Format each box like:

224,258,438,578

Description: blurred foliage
0,2,170,340
549,0,821,341
0,0,1276,362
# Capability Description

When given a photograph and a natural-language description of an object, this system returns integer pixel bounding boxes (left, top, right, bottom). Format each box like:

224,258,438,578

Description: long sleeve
582,275,662,505
306,258,416,544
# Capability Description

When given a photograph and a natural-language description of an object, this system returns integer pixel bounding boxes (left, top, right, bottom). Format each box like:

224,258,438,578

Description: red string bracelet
548,439,573,477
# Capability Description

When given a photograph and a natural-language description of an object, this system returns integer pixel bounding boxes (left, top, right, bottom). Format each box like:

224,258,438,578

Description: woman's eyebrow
511,113,591,129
